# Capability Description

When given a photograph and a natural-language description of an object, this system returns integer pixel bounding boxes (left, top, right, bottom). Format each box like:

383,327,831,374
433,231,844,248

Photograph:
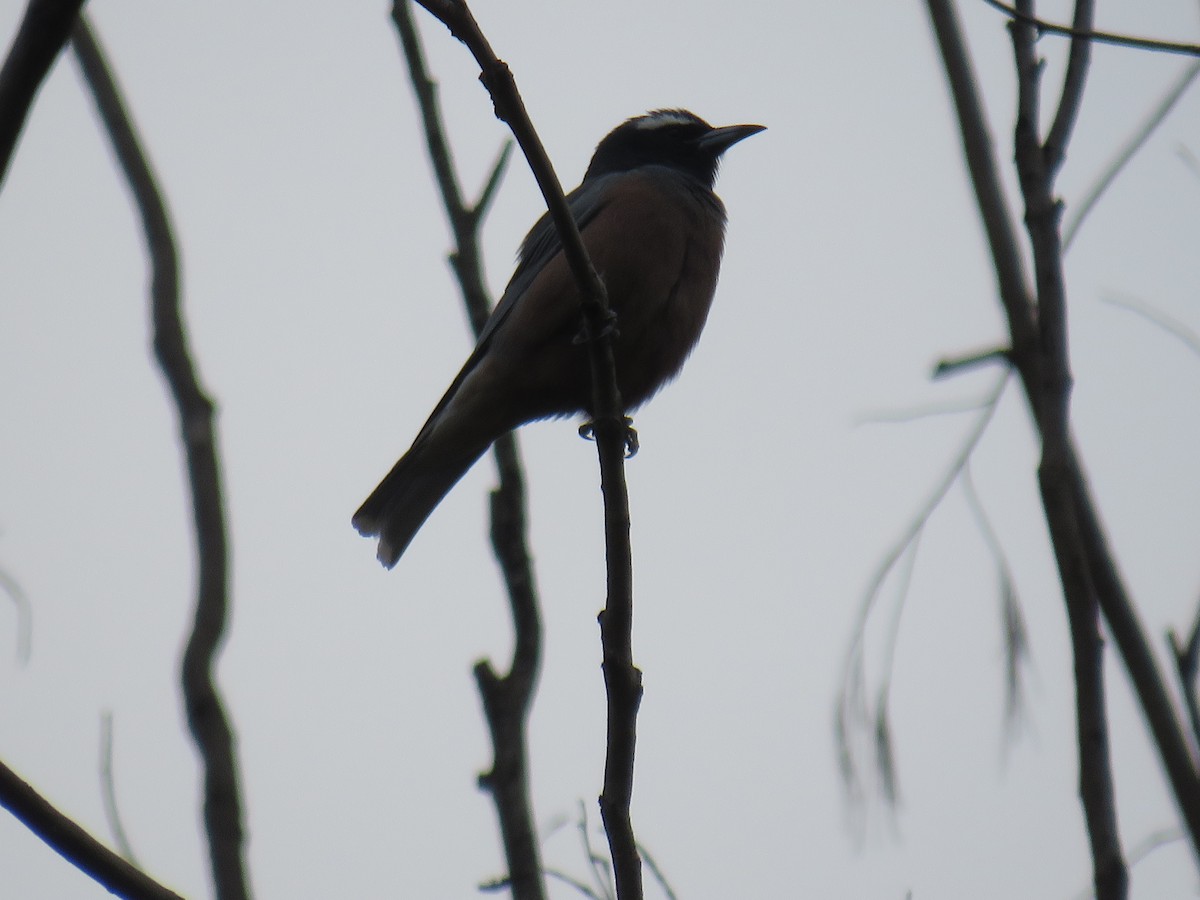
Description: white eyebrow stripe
635,111,699,130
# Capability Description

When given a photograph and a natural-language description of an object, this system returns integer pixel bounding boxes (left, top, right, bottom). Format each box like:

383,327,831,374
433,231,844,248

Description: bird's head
584,109,765,188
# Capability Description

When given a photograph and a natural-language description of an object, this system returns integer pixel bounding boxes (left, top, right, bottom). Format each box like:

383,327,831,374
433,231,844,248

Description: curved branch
70,17,251,900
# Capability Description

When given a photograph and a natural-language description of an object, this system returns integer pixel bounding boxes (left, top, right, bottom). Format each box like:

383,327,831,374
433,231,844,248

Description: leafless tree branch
927,0,1200,885
1011,3,1128,895
69,17,251,900
389,4,546,896
1063,61,1200,251
409,3,642,896
0,0,85,190
981,0,1200,58
0,757,184,900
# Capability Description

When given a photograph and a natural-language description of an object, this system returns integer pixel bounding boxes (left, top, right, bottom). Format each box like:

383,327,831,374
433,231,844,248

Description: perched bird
354,109,764,567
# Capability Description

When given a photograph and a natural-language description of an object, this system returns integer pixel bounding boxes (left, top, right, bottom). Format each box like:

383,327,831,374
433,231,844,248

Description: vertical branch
0,0,85,190
1010,4,1126,897
404,4,642,895
926,0,1200,884
389,3,545,897
70,17,252,900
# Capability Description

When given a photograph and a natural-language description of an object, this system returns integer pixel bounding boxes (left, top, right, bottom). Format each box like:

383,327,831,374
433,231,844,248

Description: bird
354,109,764,567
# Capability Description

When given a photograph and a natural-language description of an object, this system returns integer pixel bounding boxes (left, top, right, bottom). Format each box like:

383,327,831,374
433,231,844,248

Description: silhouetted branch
930,0,1200,873
1063,61,1200,251
1010,4,1128,895
389,4,545,897
69,17,251,900
0,758,184,900
981,0,1200,57
0,0,85,190
410,3,641,897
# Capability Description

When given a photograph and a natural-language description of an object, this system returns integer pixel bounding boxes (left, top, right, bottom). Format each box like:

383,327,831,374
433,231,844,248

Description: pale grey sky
2,1,1199,897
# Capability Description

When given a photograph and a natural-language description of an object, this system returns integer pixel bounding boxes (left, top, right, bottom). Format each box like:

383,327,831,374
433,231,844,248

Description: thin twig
389,5,546,897
961,463,1030,731
1064,61,1200,251
70,17,251,900
99,712,140,866
0,758,184,900
1099,293,1200,360
837,373,1009,808
0,566,32,665
410,4,642,896
982,0,1200,58
0,0,86,190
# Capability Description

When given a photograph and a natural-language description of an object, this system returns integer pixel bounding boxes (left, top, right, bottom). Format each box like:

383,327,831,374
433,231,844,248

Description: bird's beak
696,123,766,155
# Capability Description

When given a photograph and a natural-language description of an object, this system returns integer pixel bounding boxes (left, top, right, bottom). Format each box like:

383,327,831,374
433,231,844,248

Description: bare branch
1008,5,1128,893
409,4,642,896
389,3,546,896
69,17,251,900
0,0,86,190
1044,0,1094,175
923,0,1039,371
1063,61,1200,251
0,757,184,900
981,0,1200,58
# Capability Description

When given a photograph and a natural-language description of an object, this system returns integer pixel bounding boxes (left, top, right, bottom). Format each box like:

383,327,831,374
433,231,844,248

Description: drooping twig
389,4,545,897
836,373,1008,809
0,758,185,900
927,0,1200,872
961,464,1030,731
99,712,140,866
981,0,1200,58
69,17,251,900
0,0,85,190
410,3,642,896
1063,61,1200,251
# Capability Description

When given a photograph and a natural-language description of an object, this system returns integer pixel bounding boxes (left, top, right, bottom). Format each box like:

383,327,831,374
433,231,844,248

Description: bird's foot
578,416,639,458
572,309,619,345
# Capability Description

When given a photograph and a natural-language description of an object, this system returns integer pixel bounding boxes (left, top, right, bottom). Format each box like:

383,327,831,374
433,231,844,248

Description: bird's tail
352,436,490,568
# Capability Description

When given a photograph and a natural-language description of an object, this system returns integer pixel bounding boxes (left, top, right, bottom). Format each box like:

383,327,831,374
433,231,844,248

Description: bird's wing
474,175,616,350
411,176,617,441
